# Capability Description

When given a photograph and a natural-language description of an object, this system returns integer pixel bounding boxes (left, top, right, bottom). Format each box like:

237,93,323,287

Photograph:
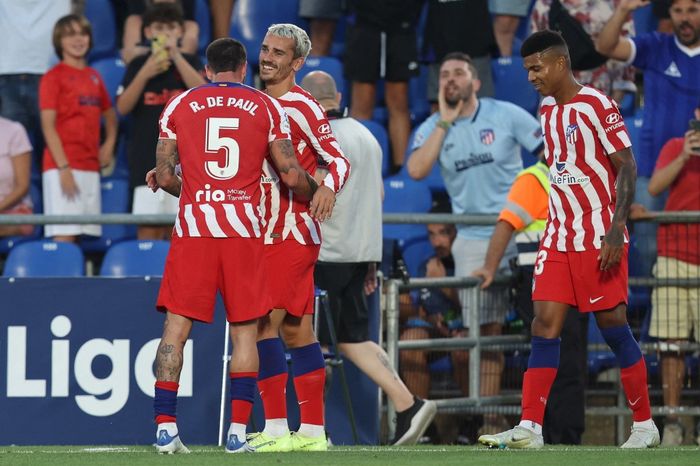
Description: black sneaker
390,396,437,445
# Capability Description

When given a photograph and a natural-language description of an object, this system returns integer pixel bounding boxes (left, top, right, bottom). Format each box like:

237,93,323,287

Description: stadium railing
1,211,699,445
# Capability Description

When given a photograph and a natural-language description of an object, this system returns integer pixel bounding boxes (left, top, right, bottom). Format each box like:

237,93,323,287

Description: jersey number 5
205,117,240,180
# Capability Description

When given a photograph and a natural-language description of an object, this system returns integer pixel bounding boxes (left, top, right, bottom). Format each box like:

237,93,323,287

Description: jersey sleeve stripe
284,105,350,191
158,87,197,140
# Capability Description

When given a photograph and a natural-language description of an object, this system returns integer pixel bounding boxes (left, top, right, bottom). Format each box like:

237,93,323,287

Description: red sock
521,368,557,425
620,358,652,421
258,372,288,419
293,368,325,426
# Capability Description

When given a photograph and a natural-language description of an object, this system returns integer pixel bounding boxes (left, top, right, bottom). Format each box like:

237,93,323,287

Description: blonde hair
266,23,311,59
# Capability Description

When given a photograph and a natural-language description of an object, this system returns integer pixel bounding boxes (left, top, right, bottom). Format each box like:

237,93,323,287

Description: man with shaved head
478,30,659,449
302,71,437,446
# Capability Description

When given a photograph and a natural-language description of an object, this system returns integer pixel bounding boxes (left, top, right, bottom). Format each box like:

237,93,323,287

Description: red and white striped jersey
260,84,351,245
540,86,631,252
158,82,290,238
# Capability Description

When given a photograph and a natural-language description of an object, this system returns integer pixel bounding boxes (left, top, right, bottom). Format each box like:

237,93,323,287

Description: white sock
518,420,543,435
156,422,178,437
262,418,290,437
228,422,247,440
297,423,325,438
633,419,656,430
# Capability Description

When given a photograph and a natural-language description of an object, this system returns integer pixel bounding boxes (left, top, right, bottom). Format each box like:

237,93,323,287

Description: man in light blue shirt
407,51,542,433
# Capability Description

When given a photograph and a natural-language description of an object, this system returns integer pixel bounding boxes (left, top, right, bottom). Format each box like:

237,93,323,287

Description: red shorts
264,240,319,317
531,246,628,312
157,236,267,323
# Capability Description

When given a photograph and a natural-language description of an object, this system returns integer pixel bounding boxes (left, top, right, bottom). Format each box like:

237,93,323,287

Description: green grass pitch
1,445,699,466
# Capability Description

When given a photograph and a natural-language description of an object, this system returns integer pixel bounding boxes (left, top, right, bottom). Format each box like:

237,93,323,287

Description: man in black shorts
344,0,423,170
302,70,436,446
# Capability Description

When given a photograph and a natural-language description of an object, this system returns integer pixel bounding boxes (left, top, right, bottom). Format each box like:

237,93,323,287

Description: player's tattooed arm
155,139,182,197
600,147,637,270
269,139,318,198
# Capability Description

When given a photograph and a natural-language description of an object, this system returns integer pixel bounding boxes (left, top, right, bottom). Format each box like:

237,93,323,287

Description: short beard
674,23,700,46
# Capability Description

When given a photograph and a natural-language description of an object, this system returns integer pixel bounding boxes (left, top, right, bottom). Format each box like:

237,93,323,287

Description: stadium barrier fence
1,211,698,444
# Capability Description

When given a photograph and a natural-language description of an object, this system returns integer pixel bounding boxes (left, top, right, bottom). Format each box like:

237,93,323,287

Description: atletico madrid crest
480,129,495,145
565,124,579,145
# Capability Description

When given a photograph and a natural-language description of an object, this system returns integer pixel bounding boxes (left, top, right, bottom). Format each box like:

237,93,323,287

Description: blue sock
599,325,642,369
528,336,561,369
257,338,288,380
288,342,324,376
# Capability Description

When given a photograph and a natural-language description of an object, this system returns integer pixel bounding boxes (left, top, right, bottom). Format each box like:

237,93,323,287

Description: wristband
436,120,452,131
58,164,70,171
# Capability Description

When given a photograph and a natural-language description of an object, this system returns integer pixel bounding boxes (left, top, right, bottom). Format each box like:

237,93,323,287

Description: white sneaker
661,422,684,446
155,428,190,454
621,424,660,448
478,426,544,449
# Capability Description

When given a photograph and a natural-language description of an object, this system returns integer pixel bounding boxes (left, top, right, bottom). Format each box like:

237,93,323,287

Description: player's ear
205,64,214,82
292,56,305,72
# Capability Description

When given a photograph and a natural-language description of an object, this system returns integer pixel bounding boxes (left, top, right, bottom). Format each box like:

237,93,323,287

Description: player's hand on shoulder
309,185,335,222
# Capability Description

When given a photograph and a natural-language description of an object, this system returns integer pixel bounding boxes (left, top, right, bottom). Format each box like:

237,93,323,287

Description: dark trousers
515,268,588,444
0,73,44,172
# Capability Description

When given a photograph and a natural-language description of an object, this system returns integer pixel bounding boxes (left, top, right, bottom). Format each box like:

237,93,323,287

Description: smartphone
690,119,700,152
151,34,168,61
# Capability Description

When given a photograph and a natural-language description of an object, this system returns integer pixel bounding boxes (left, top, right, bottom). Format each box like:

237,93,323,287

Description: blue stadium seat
492,56,540,115
514,0,537,42
618,92,635,117
0,236,31,256
85,0,117,61
383,175,432,247
81,179,136,253
3,240,85,277
329,15,347,58
105,132,130,181
194,0,212,55
229,0,303,66
358,119,390,177
625,107,644,153
409,65,430,125
100,239,170,277
91,56,126,105
401,238,435,277
298,56,346,106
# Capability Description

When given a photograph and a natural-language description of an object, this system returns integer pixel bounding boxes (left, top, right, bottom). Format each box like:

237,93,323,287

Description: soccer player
150,37,323,454
249,23,350,452
478,30,660,449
